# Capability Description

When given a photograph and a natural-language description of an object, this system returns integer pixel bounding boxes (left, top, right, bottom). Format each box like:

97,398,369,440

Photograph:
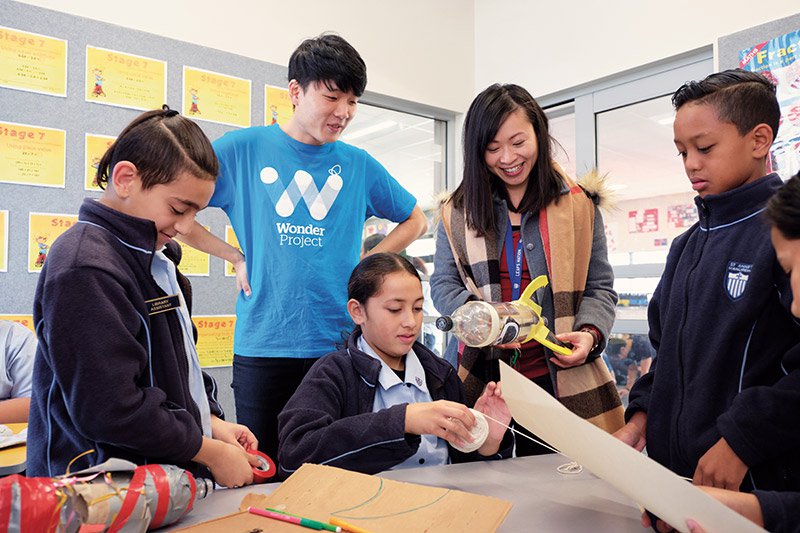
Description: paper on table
499,361,764,533
0,426,26,449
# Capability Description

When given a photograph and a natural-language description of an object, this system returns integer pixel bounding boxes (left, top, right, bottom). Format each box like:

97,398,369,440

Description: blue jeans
231,355,317,468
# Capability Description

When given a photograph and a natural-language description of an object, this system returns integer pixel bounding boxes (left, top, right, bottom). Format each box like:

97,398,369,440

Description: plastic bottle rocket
435,275,572,355
0,463,214,532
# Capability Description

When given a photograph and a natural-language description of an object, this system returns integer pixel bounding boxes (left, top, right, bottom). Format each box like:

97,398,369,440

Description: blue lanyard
504,219,524,300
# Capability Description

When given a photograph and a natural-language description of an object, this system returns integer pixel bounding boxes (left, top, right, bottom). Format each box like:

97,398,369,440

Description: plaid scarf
440,168,624,433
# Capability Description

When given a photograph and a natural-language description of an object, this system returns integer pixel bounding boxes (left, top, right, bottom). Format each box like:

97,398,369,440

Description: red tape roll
247,449,276,483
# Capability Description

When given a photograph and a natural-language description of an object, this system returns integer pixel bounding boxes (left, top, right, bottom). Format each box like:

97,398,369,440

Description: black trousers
231,355,317,468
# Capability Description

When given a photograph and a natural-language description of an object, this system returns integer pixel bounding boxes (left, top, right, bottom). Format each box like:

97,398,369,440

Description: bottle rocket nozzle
195,477,215,500
435,316,454,332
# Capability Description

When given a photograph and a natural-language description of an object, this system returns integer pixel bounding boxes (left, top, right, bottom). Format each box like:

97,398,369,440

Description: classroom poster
28,212,77,272
627,208,659,233
85,46,166,111
84,133,116,191
182,66,251,128
0,121,66,187
179,225,210,276
0,26,67,97
192,315,235,367
264,84,294,126
666,203,697,229
224,225,240,277
739,29,800,179
0,315,35,333
0,210,7,272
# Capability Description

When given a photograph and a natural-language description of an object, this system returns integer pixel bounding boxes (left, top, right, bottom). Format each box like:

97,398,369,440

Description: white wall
15,0,475,112
475,0,799,98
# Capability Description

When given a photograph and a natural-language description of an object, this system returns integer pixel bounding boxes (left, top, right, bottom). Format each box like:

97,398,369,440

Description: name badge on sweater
146,294,180,315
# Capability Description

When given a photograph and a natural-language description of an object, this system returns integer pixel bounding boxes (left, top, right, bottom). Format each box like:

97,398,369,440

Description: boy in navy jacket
618,70,800,499
28,109,259,486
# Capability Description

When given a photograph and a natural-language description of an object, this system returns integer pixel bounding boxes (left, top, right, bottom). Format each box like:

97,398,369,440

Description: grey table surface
167,454,643,532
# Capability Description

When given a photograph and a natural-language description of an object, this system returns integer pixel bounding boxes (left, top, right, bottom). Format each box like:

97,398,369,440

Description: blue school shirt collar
357,335,429,395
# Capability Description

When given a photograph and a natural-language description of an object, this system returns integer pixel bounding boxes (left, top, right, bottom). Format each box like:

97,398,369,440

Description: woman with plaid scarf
431,84,621,455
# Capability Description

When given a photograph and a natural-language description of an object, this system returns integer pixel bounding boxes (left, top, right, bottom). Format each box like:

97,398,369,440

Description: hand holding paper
693,437,747,490
498,361,764,533
614,411,647,452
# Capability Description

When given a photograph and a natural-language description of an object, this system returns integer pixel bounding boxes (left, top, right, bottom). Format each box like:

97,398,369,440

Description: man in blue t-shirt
180,34,427,463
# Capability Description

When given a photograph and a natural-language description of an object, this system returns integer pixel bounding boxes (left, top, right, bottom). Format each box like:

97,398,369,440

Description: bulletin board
718,12,800,180
0,0,292,419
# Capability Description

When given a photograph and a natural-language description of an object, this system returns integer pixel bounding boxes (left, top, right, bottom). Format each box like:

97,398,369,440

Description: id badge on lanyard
504,220,524,301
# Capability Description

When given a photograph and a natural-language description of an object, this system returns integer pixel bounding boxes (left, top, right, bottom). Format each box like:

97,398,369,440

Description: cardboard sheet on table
499,361,764,533
177,463,511,532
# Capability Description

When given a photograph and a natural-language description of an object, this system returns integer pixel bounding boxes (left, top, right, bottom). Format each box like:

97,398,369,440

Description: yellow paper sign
179,225,210,276
183,66,251,128
0,210,7,272
264,85,294,126
224,225,241,277
0,121,66,187
85,46,166,111
192,315,236,367
85,133,116,191
0,26,67,96
28,212,78,272
0,314,35,334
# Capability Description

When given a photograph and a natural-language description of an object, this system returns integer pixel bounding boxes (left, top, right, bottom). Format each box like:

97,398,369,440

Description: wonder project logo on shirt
260,164,343,220
275,221,326,249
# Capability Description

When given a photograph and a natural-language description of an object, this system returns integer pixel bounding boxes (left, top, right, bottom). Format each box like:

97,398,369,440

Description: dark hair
362,233,386,255
765,172,800,240
452,83,562,237
348,252,420,304
671,69,780,138
96,107,218,190
288,33,367,97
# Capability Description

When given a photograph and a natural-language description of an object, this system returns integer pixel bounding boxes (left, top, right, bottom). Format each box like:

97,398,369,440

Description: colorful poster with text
0,121,66,187
84,133,116,191
192,315,236,367
739,29,800,179
0,26,67,96
182,66,251,128
666,204,698,229
85,46,166,111
0,210,7,272
0,315,35,333
224,225,240,277
628,208,659,234
28,212,78,272
179,225,210,276
264,84,294,126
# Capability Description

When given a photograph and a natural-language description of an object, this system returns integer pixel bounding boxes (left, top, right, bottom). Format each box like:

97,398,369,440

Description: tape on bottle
248,449,276,483
451,409,490,453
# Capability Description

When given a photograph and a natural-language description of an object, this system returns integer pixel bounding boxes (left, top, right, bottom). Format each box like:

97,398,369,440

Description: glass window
347,103,448,355
547,103,577,178
596,95,697,329
346,103,445,213
596,94,697,267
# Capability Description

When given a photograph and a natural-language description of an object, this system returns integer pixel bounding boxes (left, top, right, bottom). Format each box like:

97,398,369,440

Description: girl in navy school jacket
277,253,513,478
